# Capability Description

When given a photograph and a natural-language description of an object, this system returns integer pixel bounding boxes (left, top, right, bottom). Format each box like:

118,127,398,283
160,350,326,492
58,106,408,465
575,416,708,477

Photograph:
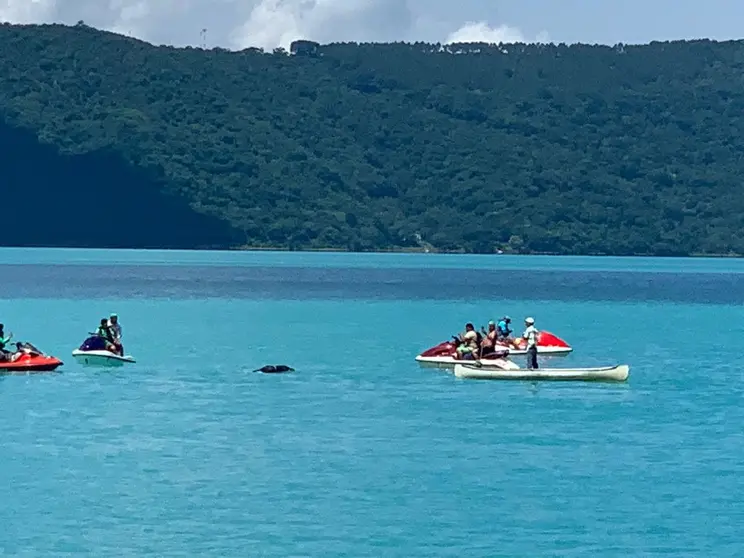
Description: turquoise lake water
1,249,743,556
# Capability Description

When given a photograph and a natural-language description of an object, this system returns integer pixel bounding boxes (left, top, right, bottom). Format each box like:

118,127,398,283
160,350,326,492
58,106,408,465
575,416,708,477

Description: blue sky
495,0,744,45
0,0,741,51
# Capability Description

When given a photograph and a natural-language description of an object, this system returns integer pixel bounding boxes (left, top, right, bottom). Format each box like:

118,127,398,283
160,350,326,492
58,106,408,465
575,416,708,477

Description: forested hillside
2,22,744,254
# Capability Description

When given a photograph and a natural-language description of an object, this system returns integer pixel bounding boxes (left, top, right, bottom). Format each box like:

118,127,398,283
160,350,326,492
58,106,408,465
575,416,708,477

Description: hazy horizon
1,0,742,52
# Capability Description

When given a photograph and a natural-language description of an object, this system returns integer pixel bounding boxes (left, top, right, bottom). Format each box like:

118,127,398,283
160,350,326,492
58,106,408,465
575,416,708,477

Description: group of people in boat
93,313,124,356
0,323,44,362
454,316,540,369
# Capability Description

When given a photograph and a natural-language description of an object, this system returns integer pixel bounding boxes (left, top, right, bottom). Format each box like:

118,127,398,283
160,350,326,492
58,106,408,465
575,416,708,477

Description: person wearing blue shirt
496,316,512,340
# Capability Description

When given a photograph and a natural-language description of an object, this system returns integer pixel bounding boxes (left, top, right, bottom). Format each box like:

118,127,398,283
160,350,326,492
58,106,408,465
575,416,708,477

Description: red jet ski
0,343,63,373
416,330,572,368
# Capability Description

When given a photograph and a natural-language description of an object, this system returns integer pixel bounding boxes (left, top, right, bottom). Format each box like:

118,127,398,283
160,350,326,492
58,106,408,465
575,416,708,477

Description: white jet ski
72,336,136,367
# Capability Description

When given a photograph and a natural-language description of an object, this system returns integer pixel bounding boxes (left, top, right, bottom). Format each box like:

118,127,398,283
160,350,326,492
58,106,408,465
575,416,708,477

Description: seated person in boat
107,313,124,356
96,318,119,354
0,324,13,361
10,342,41,361
496,316,514,345
479,321,499,356
455,323,480,360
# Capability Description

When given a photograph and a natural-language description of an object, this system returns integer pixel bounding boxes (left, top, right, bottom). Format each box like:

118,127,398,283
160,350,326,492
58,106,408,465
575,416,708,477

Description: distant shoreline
231,246,742,258
233,245,743,258
0,245,741,258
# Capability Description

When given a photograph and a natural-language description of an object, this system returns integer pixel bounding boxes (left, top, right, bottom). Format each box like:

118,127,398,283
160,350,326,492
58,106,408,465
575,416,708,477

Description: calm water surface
0,249,742,556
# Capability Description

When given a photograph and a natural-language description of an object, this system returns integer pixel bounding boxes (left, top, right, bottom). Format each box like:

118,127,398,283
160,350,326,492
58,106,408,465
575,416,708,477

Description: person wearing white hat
522,317,539,369
107,313,124,356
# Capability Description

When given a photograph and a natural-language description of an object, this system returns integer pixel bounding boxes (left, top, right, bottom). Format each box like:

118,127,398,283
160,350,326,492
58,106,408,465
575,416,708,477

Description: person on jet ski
107,313,123,356
96,318,118,353
479,321,499,356
455,323,480,360
10,341,41,361
0,324,13,361
497,316,513,341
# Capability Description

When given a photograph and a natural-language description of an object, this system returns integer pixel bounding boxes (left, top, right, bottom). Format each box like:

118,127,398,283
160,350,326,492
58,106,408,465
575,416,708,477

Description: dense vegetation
2,22,744,254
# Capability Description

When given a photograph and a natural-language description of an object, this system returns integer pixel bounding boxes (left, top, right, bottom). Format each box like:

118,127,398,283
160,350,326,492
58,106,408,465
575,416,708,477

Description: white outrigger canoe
453,363,630,382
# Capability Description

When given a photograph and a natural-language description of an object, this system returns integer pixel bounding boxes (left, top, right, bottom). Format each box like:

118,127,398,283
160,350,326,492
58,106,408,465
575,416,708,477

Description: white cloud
445,21,550,45
0,0,551,51
0,0,55,24
105,0,150,37
230,0,413,51
230,0,306,51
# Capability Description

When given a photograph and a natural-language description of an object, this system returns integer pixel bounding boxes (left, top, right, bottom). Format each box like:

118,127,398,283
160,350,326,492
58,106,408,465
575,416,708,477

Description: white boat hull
72,349,136,367
416,345,572,369
453,363,629,382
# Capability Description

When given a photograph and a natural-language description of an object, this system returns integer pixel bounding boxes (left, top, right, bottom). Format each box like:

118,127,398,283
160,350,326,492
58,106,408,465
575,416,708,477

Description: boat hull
453,363,630,382
72,350,136,367
0,356,63,373
416,345,572,368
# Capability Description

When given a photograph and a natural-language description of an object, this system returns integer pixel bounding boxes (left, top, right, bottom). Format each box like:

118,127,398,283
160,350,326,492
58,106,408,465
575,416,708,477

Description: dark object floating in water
254,365,295,374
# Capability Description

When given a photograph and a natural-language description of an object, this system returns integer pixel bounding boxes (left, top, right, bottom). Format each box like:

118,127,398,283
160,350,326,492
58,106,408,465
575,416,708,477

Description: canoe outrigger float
453,363,630,383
